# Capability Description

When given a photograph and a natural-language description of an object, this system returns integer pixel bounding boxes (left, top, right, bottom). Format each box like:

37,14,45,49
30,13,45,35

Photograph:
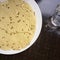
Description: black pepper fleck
27,36,29,38
12,43,15,45
2,44,4,46
9,17,12,21
30,27,33,30
0,46,1,48
2,36,5,39
22,15,24,17
2,4,4,6
26,24,28,26
10,22,12,24
23,20,25,22
7,7,10,9
16,4,19,6
10,33,12,35
6,4,8,7
24,33,25,34
0,19,1,22
6,44,9,46
17,12,20,15
7,24,9,26
16,31,19,33
26,10,28,12
2,17,5,19
16,15,19,18
17,19,21,23
9,17,12,19
5,30,8,34
34,12,35,15
29,33,31,35
28,29,29,31
22,28,23,31
13,32,16,35
30,10,32,12
10,26,13,29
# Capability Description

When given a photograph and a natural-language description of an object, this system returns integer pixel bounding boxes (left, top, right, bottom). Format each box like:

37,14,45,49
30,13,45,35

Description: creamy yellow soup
0,0,36,50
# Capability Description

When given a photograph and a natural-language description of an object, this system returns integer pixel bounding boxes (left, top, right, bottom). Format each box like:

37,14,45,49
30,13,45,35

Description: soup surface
0,0,36,50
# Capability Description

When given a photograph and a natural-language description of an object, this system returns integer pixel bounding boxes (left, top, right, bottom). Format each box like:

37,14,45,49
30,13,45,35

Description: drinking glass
46,4,60,35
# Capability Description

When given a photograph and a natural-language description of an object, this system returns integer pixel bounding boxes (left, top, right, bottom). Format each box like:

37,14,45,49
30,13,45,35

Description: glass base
45,18,60,35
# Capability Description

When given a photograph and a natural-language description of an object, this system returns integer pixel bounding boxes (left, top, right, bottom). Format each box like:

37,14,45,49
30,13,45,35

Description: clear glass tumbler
46,4,60,35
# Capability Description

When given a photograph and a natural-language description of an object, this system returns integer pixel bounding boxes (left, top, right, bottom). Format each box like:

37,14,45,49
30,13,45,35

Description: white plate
0,0,42,55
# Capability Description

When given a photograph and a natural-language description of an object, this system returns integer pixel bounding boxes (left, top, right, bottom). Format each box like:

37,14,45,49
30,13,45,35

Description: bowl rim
0,0,42,55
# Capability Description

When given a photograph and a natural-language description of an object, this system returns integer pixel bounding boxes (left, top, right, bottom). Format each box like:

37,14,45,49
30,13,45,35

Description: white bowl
0,0,42,55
